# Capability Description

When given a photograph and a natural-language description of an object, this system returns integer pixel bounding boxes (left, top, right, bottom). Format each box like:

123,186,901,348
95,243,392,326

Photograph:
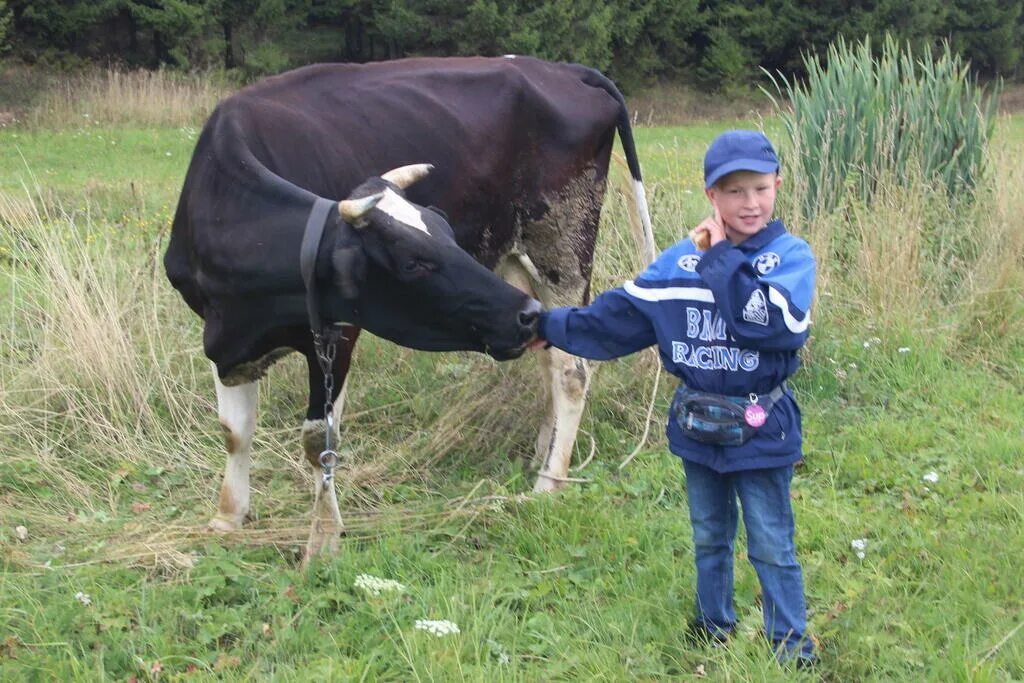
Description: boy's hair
704,130,779,189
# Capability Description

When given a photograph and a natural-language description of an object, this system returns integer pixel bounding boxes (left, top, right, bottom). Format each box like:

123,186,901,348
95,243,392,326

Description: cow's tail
575,65,662,470
575,66,656,265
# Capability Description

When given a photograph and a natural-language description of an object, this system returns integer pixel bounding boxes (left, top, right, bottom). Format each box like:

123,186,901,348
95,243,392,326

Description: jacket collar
736,218,785,252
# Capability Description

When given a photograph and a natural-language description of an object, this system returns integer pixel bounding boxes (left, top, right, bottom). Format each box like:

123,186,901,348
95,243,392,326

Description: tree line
0,0,1020,90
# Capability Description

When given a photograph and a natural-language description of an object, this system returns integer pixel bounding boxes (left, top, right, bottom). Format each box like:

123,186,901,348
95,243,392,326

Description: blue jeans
682,459,813,658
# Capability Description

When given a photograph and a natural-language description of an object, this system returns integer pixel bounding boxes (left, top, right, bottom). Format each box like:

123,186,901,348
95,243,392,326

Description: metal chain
313,330,339,487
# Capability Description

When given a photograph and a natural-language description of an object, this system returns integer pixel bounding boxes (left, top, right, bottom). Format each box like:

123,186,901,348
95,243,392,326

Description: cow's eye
401,259,432,274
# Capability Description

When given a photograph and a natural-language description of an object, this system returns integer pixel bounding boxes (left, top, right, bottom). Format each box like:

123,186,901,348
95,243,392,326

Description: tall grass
21,67,230,129
762,36,1021,361
0,186,651,541
766,35,1000,222
0,193,213,521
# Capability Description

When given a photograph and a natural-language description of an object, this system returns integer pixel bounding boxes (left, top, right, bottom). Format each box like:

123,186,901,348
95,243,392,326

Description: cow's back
171,57,622,263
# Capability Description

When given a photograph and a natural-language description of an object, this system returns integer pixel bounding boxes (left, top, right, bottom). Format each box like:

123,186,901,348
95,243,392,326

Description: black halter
299,197,343,485
299,197,338,335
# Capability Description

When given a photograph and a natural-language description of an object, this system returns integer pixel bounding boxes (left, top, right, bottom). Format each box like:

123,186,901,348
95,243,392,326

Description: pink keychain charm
744,394,767,427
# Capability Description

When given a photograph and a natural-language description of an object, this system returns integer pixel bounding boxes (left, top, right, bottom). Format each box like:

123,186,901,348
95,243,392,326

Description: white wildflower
898,347,911,353
74,591,92,606
851,538,867,560
415,619,460,637
848,363,857,369
834,367,847,381
923,471,939,484
863,341,871,348
354,573,406,596
14,525,28,541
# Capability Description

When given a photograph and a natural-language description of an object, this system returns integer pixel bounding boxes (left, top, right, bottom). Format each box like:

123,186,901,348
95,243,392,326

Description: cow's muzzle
518,298,543,334
487,298,543,361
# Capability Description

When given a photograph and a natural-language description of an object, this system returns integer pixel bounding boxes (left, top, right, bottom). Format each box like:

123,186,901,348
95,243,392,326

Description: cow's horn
338,191,385,227
380,163,434,189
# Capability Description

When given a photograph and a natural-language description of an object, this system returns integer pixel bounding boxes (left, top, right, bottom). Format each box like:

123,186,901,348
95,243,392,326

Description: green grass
0,126,195,218
1,104,1022,680
2,357,1021,680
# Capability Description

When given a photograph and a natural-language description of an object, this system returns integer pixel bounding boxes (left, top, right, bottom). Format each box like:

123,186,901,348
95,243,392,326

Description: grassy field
1,69,1023,681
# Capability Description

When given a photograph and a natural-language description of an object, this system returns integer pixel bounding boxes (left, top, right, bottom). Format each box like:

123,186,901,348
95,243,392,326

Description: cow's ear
331,245,366,300
425,206,455,239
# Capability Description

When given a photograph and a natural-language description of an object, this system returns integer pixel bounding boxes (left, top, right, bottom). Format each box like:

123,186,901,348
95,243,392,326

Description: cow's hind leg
300,329,359,565
498,255,592,492
533,348,591,492
210,368,258,530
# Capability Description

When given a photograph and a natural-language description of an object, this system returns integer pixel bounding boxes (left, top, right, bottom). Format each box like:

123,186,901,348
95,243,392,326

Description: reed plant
765,35,1000,222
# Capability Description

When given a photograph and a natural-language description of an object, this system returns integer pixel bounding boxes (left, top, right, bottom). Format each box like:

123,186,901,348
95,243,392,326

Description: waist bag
671,383,786,447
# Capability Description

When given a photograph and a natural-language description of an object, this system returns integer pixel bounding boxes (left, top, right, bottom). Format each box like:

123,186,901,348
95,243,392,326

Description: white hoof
533,473,565,493
208,514,244,532
302,528,342,568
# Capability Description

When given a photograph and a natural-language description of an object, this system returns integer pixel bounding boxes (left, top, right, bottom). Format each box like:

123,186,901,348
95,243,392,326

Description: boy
532,130,817,666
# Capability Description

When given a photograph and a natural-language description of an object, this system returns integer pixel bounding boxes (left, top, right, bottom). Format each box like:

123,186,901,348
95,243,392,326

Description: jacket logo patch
743,290,769,326
677,254,701,272
754,252,780,275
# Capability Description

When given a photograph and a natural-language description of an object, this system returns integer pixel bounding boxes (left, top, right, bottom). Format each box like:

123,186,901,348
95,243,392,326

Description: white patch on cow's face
377,188,429,234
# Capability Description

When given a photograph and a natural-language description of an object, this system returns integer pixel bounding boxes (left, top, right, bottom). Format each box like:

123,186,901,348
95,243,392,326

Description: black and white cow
164,55,654,561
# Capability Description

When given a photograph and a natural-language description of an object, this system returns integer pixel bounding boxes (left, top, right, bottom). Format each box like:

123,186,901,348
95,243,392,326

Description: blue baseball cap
703,130,779,189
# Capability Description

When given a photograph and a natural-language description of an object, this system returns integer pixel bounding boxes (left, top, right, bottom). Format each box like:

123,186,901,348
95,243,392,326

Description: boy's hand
689,209,726,250
688,225,711,251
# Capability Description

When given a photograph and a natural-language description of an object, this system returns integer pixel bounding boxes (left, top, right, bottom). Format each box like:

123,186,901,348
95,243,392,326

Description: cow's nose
518,298,543,331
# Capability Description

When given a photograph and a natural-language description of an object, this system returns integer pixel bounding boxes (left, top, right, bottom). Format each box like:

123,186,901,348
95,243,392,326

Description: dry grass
19,67,230,128
1,194,215,511
0,188,631,541
772,113,1024,355
951,141,1024,350
998,82,1024,114
627,80,775,126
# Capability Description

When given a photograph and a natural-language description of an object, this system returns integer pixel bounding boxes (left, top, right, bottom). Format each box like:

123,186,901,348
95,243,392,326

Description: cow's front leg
533,347,591,492
301,418,345,564
299,331,358,566
210,370,257,530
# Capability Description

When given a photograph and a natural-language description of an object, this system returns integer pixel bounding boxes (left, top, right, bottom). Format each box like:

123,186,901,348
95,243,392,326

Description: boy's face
705,171,781,242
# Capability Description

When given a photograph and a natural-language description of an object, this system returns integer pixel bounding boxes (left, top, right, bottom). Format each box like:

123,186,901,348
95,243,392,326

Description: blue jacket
539,219,816,472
